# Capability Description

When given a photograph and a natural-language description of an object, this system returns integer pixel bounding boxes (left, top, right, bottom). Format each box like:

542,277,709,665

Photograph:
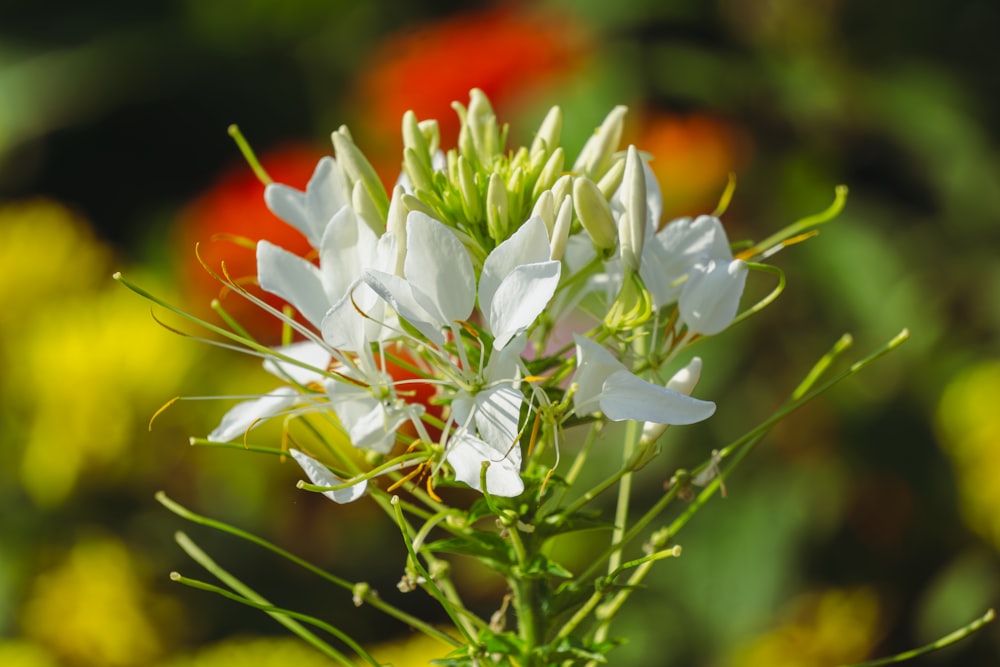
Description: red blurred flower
354,4,590,180
175,145,324,344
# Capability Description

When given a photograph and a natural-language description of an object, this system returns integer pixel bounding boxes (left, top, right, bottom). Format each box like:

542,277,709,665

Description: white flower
571,335,715,425
207,342,333,442
444,336,527,497
363,212,560,351
639,215,732,309
257,205,398,337
323,368,423,455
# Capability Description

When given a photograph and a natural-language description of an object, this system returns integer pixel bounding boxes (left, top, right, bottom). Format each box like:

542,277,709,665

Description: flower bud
597,155,626,199
530,104,563,155
618,146,647,274
573,176,617,251
572,105,627,179
332,126,389,221
457,155,481,220
550,194,573,261
531,190,556,233
386,184,408,274
531,146,565,202
486,172,510,243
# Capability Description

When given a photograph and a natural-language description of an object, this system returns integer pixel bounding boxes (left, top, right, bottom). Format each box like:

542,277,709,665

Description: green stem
589,419,642,646
170,572,370,666
173,531,360,665
842,608,995,667
157,492,459,648
507,523,542,662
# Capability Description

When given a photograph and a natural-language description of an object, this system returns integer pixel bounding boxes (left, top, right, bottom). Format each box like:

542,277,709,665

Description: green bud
597,154,626,199
418,118,440,156
531,146,565,202
530,104,563,156
401,192,437,219
550,194,573,261
352,180,385,235
618,145,647,274
332,127,389,221
457,155,482,221
386,185,408,275
466,88,502,167
403,111,430,162
531,190,556,234
572,105,627,180
486,172,510,243
403,146,435,194
573,176,617,251
551,174,573,207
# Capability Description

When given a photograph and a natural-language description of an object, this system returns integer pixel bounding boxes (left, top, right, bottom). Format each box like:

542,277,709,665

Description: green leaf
423,533,514,571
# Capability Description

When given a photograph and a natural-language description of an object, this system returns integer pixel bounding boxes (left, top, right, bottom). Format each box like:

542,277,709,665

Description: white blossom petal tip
289,449,367,503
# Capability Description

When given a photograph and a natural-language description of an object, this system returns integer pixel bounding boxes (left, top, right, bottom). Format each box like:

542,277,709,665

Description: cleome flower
184,89,753,504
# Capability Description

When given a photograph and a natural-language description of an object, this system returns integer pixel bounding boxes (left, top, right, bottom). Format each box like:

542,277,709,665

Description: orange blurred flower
635,112,749,222
175,146,324,344
355,4,590,177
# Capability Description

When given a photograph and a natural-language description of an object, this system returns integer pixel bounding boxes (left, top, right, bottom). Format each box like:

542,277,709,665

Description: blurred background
2,0,999,665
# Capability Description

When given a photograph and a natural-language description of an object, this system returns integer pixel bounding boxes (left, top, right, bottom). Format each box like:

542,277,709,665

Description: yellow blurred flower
20,536,167,667
727,588,881,667
155,636,344,667
937,360,1000,550
0,640,61,667
0,199,110,328
0,198,197,506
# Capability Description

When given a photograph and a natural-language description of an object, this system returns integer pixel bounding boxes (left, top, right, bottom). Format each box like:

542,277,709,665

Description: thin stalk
157,492,460,648
170,572,370,667
842,608,994,667
589,419,642,647
173,531,359,665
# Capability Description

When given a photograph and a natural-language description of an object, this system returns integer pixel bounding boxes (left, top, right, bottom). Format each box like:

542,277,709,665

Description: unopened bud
573,105,627,179
531,146,565,202
486,172,510,243
550,194,573,261
573,177,617,251
332,127,389,221
618,145,647,274
530,105,563,155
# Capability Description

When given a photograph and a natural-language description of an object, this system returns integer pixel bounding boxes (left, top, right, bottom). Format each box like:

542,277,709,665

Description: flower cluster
204,90,752,502
119,88,945,667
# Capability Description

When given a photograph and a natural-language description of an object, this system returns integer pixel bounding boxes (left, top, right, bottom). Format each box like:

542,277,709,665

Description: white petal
600,370,716,424
363,269,445,346
404,212,475,324
289,448,367,503
479,216,551,317
208,387,298,442
446,432,524,497
263,341,331,385
257,240,329,329
679,259,748,335
317,205,376,303
489,260,561,350
264,184,312,245
640,215,731,308
305,157,350,243
474,385,523,452
572,335,626,417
